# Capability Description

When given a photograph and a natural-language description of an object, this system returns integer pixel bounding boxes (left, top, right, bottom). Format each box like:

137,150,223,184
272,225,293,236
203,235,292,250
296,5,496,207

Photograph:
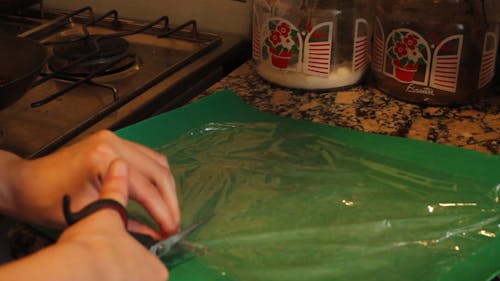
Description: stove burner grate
27,8,212,108
53,36,129,61
48,36,136,77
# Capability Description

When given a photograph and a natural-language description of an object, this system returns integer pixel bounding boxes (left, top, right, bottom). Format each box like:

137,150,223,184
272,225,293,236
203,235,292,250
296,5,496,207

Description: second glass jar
371,0,500,105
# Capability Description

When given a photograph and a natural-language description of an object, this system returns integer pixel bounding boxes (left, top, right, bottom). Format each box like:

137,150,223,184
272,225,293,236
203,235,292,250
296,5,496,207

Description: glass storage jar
371,0,500,105
252,0,372,90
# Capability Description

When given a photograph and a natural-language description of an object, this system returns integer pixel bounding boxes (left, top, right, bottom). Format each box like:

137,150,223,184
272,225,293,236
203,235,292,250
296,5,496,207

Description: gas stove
0,6,249,158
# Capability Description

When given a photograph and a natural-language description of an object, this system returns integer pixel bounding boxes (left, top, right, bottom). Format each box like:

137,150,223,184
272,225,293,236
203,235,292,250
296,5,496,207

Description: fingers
127,219,162,240
129,169,179,236
149,168,180,230
121,138,170,169
99,159,129,207
134,161,179,224
86,131,181,235
115,138,181,234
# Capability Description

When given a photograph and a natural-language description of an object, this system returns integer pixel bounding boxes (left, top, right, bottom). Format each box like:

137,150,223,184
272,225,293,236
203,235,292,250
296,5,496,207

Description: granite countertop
199,60,500,155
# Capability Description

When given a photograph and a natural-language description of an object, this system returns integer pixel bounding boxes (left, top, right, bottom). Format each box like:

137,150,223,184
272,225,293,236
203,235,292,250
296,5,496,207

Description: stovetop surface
0,8,235,158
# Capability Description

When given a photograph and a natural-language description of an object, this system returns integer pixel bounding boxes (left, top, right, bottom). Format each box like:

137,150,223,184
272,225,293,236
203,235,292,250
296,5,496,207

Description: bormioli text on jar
371,0,500,105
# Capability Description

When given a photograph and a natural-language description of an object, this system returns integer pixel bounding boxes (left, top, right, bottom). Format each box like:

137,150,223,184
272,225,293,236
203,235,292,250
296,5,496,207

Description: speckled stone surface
198,60,500,155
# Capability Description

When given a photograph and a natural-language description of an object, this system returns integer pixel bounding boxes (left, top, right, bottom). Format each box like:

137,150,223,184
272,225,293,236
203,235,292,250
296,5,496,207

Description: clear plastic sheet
131,121,499,281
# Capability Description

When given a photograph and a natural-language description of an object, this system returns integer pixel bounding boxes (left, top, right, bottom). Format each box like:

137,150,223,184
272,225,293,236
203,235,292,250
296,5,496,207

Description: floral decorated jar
253,0,373,90
371,0,500,105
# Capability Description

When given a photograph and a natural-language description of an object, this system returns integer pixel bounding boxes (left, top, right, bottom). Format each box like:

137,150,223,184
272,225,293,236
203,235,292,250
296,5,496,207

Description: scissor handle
62,195,157,248
63,195,128,226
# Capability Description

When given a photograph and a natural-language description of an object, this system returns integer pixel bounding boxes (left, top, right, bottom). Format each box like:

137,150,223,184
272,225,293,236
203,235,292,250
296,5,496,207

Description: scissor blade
150,217,209,258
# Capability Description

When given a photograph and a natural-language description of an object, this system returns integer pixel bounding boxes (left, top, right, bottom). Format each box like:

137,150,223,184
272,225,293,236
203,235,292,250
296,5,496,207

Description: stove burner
53,35,129,60
48,35,137,77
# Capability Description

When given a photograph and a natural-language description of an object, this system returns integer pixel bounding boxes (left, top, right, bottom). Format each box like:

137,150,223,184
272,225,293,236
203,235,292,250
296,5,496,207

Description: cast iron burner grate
53,35,129,60
27,7,181,108
48,36,136,77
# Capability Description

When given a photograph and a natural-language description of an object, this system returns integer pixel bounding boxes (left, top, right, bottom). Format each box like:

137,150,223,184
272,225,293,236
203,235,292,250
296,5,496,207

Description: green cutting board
117,90,500,281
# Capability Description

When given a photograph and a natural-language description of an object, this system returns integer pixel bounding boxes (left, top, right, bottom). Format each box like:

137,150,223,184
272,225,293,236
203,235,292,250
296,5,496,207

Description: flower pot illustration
264,19,300,70
270,48,292,68
393,60,418,82
386,31,428,83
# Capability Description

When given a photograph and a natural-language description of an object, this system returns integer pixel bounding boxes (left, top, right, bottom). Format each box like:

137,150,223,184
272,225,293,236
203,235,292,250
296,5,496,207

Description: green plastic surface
118,90,500,281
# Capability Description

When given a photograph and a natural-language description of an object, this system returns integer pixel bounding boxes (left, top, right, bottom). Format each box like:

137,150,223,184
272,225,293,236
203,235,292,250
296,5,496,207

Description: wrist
55,239,115,281
0,237,108,281
0,150,25,215
57,211,131,281
0,153,65,227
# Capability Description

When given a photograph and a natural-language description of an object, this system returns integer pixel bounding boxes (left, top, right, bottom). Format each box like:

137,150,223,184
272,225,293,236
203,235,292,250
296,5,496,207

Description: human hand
57,159,168,281
0,130,179,238
0,159,169,281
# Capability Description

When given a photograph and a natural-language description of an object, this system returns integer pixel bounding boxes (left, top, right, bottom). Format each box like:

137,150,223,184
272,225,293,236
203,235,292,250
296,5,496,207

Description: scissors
62,195,206,258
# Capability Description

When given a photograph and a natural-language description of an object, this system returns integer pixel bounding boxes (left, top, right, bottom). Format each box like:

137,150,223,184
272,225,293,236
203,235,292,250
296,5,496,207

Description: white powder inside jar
257,61,365,90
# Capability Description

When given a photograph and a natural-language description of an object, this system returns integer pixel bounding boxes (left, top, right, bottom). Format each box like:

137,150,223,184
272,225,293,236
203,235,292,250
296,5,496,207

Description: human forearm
0,162,168,281
0,150,25,216
0,150,58,226
0,131,180,235
0,239,105,281
0,135,173,281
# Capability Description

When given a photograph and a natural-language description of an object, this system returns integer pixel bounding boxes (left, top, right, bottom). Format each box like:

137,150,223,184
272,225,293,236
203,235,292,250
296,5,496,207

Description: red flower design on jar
395,42,408,58
264,19,300,69
404,35,418,50
277,22,291,37
270,31,282,46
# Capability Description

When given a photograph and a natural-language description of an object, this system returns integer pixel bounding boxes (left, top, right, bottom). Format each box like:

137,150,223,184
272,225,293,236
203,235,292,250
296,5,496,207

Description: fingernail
111,160,128,176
